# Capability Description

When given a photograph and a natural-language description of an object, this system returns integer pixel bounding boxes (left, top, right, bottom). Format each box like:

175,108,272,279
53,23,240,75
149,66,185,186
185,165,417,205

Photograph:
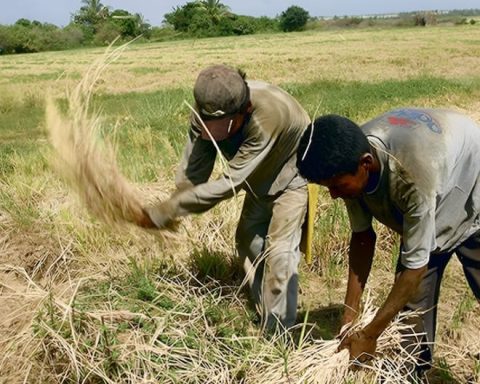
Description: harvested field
1,24,480,383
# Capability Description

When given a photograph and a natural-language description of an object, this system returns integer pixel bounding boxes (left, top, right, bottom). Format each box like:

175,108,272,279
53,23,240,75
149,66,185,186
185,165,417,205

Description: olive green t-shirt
168,80,310,216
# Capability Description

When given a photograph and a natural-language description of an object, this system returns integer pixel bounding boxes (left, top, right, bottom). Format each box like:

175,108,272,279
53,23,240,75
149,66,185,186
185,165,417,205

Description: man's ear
359,153,374,170
245,101,253,114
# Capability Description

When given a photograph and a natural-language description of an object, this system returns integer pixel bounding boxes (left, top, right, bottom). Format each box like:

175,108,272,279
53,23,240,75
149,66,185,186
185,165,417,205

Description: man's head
297,115,374,199
194,64,252,141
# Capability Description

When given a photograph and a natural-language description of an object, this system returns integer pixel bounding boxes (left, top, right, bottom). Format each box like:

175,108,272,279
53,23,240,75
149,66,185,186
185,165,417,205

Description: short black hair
296,114,370,182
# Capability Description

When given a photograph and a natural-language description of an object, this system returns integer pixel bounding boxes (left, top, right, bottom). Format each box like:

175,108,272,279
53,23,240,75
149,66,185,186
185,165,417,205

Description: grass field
1,24,480,383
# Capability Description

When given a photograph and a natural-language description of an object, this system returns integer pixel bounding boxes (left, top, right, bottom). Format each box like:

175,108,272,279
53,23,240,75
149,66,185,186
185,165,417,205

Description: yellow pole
305,183,319,265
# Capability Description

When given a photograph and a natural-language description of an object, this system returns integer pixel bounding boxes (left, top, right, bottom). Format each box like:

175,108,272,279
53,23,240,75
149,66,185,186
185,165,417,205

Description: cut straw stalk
247,292,425,384
46,42,145,227
3,265,429,384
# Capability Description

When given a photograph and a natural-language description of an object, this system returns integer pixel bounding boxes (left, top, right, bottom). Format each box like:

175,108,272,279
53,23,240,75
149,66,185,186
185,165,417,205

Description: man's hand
132,201,178,230
336,310,356,341
134,208,157,228
340,307,358,331
338,329,377,363
144,201,177,229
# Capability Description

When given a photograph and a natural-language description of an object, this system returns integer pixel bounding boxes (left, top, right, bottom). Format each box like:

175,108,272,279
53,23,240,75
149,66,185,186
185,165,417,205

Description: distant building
317,9,450,20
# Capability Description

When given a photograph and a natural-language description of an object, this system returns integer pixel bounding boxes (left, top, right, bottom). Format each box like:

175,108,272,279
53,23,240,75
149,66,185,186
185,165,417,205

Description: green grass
2,63,480,382
285,76,480,121
2,75,478,162
6,71,66,83
128,66,170,75
432,358,457,383
2,74,479,248
2,72,479,264
27,74,480,181
92,87,191,176
31,258,258,382
0,92,44,126
450,290,477,329
189,248,235,283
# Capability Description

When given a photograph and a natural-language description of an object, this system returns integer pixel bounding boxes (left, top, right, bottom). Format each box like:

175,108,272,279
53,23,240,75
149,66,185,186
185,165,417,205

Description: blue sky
1,0,479,26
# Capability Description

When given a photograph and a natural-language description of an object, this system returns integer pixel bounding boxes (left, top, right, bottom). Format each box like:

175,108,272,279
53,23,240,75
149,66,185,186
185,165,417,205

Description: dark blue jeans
396,231,480,370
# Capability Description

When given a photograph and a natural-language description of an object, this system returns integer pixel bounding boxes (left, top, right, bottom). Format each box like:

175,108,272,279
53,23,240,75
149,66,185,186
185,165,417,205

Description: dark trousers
396,231,480,369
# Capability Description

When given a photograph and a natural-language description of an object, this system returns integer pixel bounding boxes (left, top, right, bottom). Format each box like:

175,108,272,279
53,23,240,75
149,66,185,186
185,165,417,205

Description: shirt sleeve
168,123,275,217
344,198,373,233
393,172,437,269
400,205,436,269
175,125,216,191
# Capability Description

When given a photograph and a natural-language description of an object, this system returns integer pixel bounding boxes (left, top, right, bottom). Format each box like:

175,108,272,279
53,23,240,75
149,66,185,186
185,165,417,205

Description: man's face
201,112,246,141
318,163,369,200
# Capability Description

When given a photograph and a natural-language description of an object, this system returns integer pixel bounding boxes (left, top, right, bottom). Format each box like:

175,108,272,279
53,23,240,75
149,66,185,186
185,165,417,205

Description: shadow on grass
427,362,465,384
189,249,347,338
297,303,344,340
188,247,244,286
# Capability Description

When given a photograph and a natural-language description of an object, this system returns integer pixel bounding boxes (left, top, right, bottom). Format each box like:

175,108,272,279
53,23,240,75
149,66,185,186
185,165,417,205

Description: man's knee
266,274,288,296
264,255,295,294
236,224,265,259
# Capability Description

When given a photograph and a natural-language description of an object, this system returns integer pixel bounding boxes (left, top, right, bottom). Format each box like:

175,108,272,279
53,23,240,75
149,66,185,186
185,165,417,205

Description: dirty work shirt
345,108,480,269
168,80,310,215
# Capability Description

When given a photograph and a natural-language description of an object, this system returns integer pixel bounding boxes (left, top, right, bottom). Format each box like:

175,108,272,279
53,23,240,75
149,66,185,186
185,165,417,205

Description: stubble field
1,25,480,383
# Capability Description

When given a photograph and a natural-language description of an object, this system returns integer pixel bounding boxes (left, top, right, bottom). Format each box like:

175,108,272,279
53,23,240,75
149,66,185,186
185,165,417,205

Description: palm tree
74,0,109,29
80,0,108,17
198,0,230,24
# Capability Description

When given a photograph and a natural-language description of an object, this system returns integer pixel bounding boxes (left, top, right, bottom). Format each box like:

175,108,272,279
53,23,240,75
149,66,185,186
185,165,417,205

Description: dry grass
1,26,479,98
1,262,427,384
1,25,480,383
248,293,424,384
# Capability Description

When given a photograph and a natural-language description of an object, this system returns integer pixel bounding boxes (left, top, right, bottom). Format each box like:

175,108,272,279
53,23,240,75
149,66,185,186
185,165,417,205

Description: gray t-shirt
168,80,310,217
346,108,480,268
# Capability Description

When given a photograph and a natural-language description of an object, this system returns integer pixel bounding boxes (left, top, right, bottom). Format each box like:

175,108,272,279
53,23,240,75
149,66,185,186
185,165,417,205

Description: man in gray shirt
137,65,310,329
296,108,480,377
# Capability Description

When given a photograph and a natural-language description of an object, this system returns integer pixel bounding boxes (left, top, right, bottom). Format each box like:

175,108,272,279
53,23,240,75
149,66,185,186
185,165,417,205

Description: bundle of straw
247,292,424,384
46,43,146,227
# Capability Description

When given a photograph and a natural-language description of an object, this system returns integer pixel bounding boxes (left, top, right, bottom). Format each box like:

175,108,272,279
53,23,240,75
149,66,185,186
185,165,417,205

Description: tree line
0,0,309,54
0,0,478,55
0,0,152,54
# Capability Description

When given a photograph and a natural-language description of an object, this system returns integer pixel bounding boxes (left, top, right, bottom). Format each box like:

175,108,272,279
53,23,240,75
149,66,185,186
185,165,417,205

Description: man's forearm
343,228,376,323
343,272,365,322
363,265,427,338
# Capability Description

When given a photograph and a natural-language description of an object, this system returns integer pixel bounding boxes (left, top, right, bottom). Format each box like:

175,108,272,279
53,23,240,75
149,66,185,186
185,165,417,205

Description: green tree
134,13,152,38
164,1,230,34
279,5,309,32
93,22,122,45
73,0,109,36
198,0,230,24
109,10,151,38
14,18,31,27
164,2,203,32
110,9,137,37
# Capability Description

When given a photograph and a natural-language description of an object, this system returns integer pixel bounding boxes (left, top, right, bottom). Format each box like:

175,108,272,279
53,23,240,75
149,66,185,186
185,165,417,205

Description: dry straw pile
248,293,423,384
46,43,147,228
4,266,422,384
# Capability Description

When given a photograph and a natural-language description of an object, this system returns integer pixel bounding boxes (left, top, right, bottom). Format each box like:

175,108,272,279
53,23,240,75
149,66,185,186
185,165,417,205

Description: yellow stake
304,183,319,265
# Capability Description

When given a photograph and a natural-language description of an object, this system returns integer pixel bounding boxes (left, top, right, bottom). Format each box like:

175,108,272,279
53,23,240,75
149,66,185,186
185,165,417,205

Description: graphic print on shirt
386,109,442,133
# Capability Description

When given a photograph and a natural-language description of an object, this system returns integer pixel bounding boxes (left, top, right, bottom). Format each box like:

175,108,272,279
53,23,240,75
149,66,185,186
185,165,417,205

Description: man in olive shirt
139,65,310,329
296,109,480,377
